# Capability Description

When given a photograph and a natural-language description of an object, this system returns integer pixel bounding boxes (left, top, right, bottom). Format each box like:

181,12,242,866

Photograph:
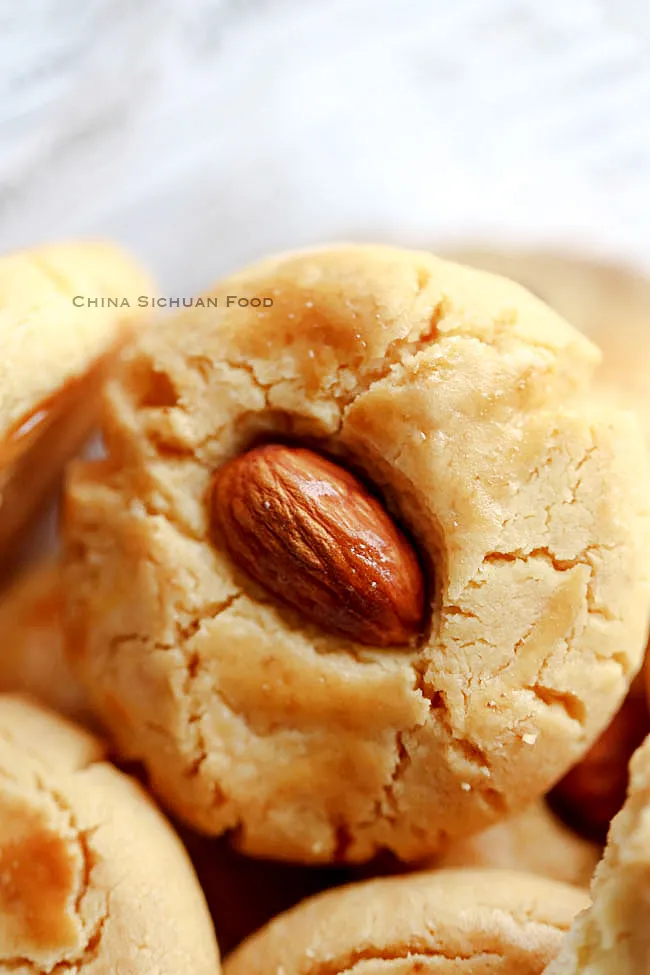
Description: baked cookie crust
225,868,589,975
0,695,220,974
64,245,650,861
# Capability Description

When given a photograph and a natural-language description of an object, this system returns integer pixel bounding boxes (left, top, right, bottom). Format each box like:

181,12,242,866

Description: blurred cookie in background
0,240,153,579
0,562,91,724
432,800,600,888
355,800,599,890
441,248,650,433
545,733,650,974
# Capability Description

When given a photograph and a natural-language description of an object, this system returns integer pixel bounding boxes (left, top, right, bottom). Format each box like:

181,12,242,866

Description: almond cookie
0,241,152,562
433,801,600,888
544,734,650,974
63,244,650,862
0,694,220,974
0,563,90,723
225,869,589,975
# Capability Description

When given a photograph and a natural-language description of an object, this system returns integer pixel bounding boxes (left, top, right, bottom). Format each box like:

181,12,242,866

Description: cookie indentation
211,443,427,647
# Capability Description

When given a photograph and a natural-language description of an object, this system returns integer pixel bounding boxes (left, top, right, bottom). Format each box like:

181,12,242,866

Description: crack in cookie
0,696,220,974
63,245,650,863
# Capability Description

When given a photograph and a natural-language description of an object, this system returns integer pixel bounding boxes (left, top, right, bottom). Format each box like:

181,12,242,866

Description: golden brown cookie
225,869,589,975
0,241,152,563
433,801,600,888
544,734,650,973
0,563,90,723
0,694,220,973
64,244,650,862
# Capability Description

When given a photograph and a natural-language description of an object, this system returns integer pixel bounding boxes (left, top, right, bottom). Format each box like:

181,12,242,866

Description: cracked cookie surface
224,868,589,975
0,241,152,560
63,244,650,862
0,695,220,974
442,249,650,447
444,249,650,835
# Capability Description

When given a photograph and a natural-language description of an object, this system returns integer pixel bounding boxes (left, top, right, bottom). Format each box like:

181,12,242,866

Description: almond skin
210,444,425,646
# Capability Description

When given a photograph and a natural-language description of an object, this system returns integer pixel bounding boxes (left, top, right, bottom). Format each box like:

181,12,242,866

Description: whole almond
210,444,425,646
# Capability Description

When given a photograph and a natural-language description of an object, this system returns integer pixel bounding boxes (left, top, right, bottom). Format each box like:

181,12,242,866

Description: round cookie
0,241,152,563
0,694,220,974
63,244,650,862
544,733,650,974
225,869,589,975
0,562,90,723
432,801,600,889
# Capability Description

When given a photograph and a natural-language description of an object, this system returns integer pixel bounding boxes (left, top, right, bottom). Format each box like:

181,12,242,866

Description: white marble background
1,0,650,294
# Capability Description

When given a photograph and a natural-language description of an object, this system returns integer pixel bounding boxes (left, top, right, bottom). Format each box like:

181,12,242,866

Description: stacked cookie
2,242,650,974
